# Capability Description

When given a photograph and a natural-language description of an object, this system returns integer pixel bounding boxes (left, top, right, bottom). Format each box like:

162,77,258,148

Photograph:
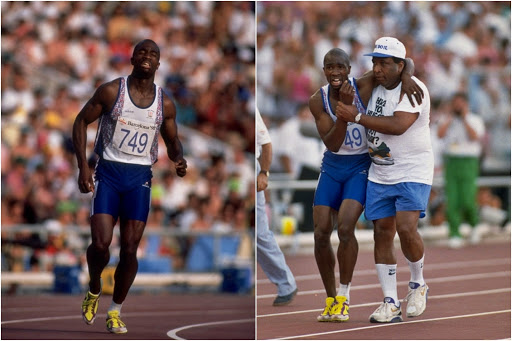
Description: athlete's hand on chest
339,80,355,105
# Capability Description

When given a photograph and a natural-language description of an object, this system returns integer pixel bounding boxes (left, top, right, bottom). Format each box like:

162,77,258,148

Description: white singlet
94,76,164,165
320,77,367,156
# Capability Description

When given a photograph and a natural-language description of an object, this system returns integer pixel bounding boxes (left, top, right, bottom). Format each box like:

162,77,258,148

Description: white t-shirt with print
365,76,434,185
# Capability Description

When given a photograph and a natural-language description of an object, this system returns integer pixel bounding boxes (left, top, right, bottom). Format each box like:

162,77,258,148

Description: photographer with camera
437,92,486,248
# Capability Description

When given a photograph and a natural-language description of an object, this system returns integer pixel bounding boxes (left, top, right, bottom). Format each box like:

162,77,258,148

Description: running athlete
72,39,187,334
309,48,423,322
336,37,433,323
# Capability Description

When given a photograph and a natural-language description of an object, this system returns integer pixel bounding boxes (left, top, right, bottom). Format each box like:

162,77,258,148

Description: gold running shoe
317,297,335,322
330,296,349,322
106,310,128,334
81,291,100,325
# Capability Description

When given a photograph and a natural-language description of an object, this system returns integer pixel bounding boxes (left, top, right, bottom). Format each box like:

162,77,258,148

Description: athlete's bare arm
72,80,119,193
160,93,187,177
309,90,347,152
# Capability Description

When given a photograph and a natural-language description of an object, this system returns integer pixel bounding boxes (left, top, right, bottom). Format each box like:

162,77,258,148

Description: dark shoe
273,288,298,306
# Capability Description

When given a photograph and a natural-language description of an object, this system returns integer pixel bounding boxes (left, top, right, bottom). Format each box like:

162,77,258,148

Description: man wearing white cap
336,37,433,323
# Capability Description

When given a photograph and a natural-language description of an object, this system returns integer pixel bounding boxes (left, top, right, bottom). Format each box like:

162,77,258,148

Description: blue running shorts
313,152,371,210
92,159,153,223
365,181,432,221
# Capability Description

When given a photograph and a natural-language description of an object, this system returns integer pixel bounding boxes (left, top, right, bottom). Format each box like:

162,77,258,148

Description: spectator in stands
437,92,486,248
273,103,324,179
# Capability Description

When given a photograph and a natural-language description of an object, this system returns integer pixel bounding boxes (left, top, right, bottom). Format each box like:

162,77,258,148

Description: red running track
1,292,255,340
2,240,510,339
257,240,511,340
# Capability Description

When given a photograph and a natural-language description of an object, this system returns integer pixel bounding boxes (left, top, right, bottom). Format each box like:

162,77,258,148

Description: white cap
364,37,406,59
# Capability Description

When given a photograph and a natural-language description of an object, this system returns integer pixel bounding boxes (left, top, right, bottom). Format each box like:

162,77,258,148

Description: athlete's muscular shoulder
309,89,324,118
77,78,121,123
161,90,177,120
94,78,122,111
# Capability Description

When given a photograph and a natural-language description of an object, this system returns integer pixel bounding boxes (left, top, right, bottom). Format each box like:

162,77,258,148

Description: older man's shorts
365,181,431,221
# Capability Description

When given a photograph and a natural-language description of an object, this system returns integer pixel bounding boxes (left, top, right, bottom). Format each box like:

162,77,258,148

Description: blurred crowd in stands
257,2,510,231
1,1,256,279
1,0,510,286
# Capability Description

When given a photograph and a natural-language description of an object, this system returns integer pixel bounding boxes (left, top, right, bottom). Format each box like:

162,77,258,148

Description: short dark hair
323,48,350,67
392,57,405,65
133,39,160,57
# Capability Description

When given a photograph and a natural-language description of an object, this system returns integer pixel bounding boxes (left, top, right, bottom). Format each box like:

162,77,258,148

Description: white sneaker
449,236,464,249
369,297,402,323
405,282,429,317
469,228,481,245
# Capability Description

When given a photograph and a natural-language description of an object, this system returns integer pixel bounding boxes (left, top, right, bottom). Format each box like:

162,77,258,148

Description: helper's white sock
375,264,399,305
337,282,351,303
407,254,425,287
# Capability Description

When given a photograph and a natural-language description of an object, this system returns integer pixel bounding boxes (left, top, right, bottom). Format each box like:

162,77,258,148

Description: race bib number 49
112,117,157,156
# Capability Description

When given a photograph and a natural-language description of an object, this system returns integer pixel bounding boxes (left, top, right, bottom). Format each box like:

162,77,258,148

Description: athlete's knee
119,241,140,258
337,223,355,245
396,225,420,244
314,225,332,248
373,226,395,244
89,239,110,254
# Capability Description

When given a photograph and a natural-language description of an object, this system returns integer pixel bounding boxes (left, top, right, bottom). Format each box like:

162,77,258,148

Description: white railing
265,175,510,235
1,226,253,291
1,271,223,288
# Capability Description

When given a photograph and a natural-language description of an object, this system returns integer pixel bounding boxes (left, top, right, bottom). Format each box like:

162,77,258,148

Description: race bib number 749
112,117,157,156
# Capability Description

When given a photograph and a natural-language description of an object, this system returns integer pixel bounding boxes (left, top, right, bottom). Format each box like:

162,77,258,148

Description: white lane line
257,271,511,299
272,310,511,340
257,257,511,284
166,318,254,340
1,307,77,313
258,287,511,318
1,315,69,325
